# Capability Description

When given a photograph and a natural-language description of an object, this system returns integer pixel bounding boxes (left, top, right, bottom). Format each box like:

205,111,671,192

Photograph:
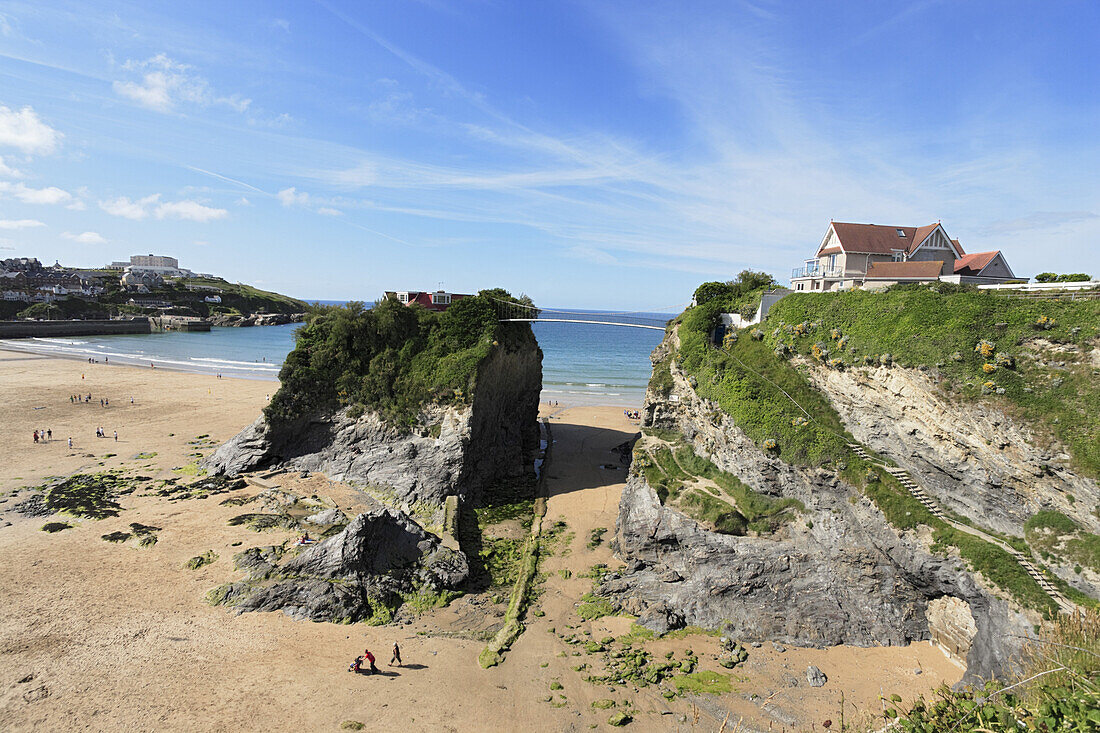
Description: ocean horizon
0,307,670,407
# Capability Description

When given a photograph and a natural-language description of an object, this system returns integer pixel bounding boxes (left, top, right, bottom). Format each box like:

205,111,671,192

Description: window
892,251,904,262
396,292,410,303
828,254,837,270
896,229,906,237
432,292,451,305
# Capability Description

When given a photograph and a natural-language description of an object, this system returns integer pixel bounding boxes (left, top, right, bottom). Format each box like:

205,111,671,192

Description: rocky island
204,290,542,622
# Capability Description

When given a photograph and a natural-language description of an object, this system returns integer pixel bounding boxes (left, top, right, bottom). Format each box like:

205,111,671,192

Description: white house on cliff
790,221,1017,292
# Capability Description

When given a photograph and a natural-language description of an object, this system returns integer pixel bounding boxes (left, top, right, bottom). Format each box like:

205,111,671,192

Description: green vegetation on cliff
764,285,1100,477
266,289,536,426
890,607,1100,731
668,283,1096,616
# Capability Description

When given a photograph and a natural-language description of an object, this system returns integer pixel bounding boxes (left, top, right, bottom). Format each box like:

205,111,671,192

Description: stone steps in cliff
847,443,1077,615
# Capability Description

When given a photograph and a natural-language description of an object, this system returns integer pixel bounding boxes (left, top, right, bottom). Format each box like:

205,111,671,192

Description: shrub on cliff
691,271,778,315
265,290,536,427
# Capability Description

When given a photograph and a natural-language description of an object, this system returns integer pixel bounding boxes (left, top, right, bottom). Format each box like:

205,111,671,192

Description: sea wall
0,318,151,339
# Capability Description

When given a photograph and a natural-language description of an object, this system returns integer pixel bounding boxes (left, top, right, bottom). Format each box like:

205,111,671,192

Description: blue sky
0,1,1097,309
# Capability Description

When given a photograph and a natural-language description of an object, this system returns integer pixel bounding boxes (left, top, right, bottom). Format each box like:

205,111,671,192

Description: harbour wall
0,319,152,339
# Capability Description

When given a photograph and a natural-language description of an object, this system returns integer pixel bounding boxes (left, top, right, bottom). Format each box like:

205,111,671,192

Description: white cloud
0,155,23,177
155,199,228,222
236,196,251,206
62,230,107,244
99,192,227,222
0,218,45,229
99,194,160,219
317,207,342,216
193,239,210,246
112,54,251,114
270,18,290,32
0,105,62,155
276,187,309,206
0,181,73,205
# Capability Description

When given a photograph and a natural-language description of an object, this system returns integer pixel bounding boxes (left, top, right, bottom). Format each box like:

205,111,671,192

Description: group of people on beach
95,427,118,441
33,428,74,448
623,409,641,420
71,393,123,407
86,357,107,364
349,642,402,675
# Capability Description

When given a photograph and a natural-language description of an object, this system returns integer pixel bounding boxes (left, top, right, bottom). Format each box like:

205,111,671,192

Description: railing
791,266,843,279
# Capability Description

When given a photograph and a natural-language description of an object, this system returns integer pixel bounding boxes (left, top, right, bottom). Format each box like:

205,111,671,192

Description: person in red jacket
363,648,378,675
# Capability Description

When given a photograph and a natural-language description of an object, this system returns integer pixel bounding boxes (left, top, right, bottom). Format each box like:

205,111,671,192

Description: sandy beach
0,352,962,731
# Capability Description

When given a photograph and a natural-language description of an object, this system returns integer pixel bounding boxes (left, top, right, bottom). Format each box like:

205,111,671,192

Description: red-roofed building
790,221,1017,291
384,289,471,312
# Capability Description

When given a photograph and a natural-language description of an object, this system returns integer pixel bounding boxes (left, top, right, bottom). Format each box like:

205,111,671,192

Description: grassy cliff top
265,289,536,427
765,285,1100,477
177,277,308,314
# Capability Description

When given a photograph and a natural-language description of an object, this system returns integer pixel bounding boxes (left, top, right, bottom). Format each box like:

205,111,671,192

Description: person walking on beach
47,429,52,441
113,431,118,441
33,430,39,444
67,437,73,448
363,648,378,675
390,641,402,667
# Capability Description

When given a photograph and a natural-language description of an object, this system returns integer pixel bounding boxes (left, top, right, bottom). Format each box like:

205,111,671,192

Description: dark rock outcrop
208,312,306,327
606,328,1035,682
213,503,468,622
204,341,542,517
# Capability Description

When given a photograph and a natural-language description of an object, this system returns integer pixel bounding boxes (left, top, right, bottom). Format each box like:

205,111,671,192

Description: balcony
791,266,843,279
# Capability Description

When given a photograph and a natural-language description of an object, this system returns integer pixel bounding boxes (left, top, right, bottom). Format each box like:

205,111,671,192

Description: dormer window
892,251,904,262
432,292,451,306
396,292,410,303
896,229,906,237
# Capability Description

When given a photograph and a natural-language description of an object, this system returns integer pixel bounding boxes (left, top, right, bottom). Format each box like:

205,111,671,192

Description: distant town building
0,258,104,303
120,269,165,293
790,222,1017,292
384,289,471,312
105,254,195,278
0,257,44,273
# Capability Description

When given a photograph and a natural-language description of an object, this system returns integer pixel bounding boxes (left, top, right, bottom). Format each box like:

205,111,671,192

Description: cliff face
802,360,1100,598
804,361,1100,538
204,341,542,514
606,330,1034,681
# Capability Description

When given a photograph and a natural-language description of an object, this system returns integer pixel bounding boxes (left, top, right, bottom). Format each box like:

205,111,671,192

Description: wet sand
0,353,961,731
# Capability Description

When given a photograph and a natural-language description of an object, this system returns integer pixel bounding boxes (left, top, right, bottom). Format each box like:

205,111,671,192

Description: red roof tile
953,251,999,276
823,222,942,255
865,260,945,279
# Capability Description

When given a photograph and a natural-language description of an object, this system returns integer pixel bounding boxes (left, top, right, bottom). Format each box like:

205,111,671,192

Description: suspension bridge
491,298,679,331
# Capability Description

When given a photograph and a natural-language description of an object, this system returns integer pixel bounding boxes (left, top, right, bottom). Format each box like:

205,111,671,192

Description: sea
0,309,670,407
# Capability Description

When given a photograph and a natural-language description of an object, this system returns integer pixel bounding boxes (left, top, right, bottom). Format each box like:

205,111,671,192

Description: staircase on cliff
846,443,1077,615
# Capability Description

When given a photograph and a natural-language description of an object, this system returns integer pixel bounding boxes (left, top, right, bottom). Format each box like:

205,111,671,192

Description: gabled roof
822,222,952,256
953,251,1000,276
865,260,945,280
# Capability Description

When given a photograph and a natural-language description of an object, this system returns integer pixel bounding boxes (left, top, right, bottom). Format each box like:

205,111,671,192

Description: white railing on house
791,266,843,279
